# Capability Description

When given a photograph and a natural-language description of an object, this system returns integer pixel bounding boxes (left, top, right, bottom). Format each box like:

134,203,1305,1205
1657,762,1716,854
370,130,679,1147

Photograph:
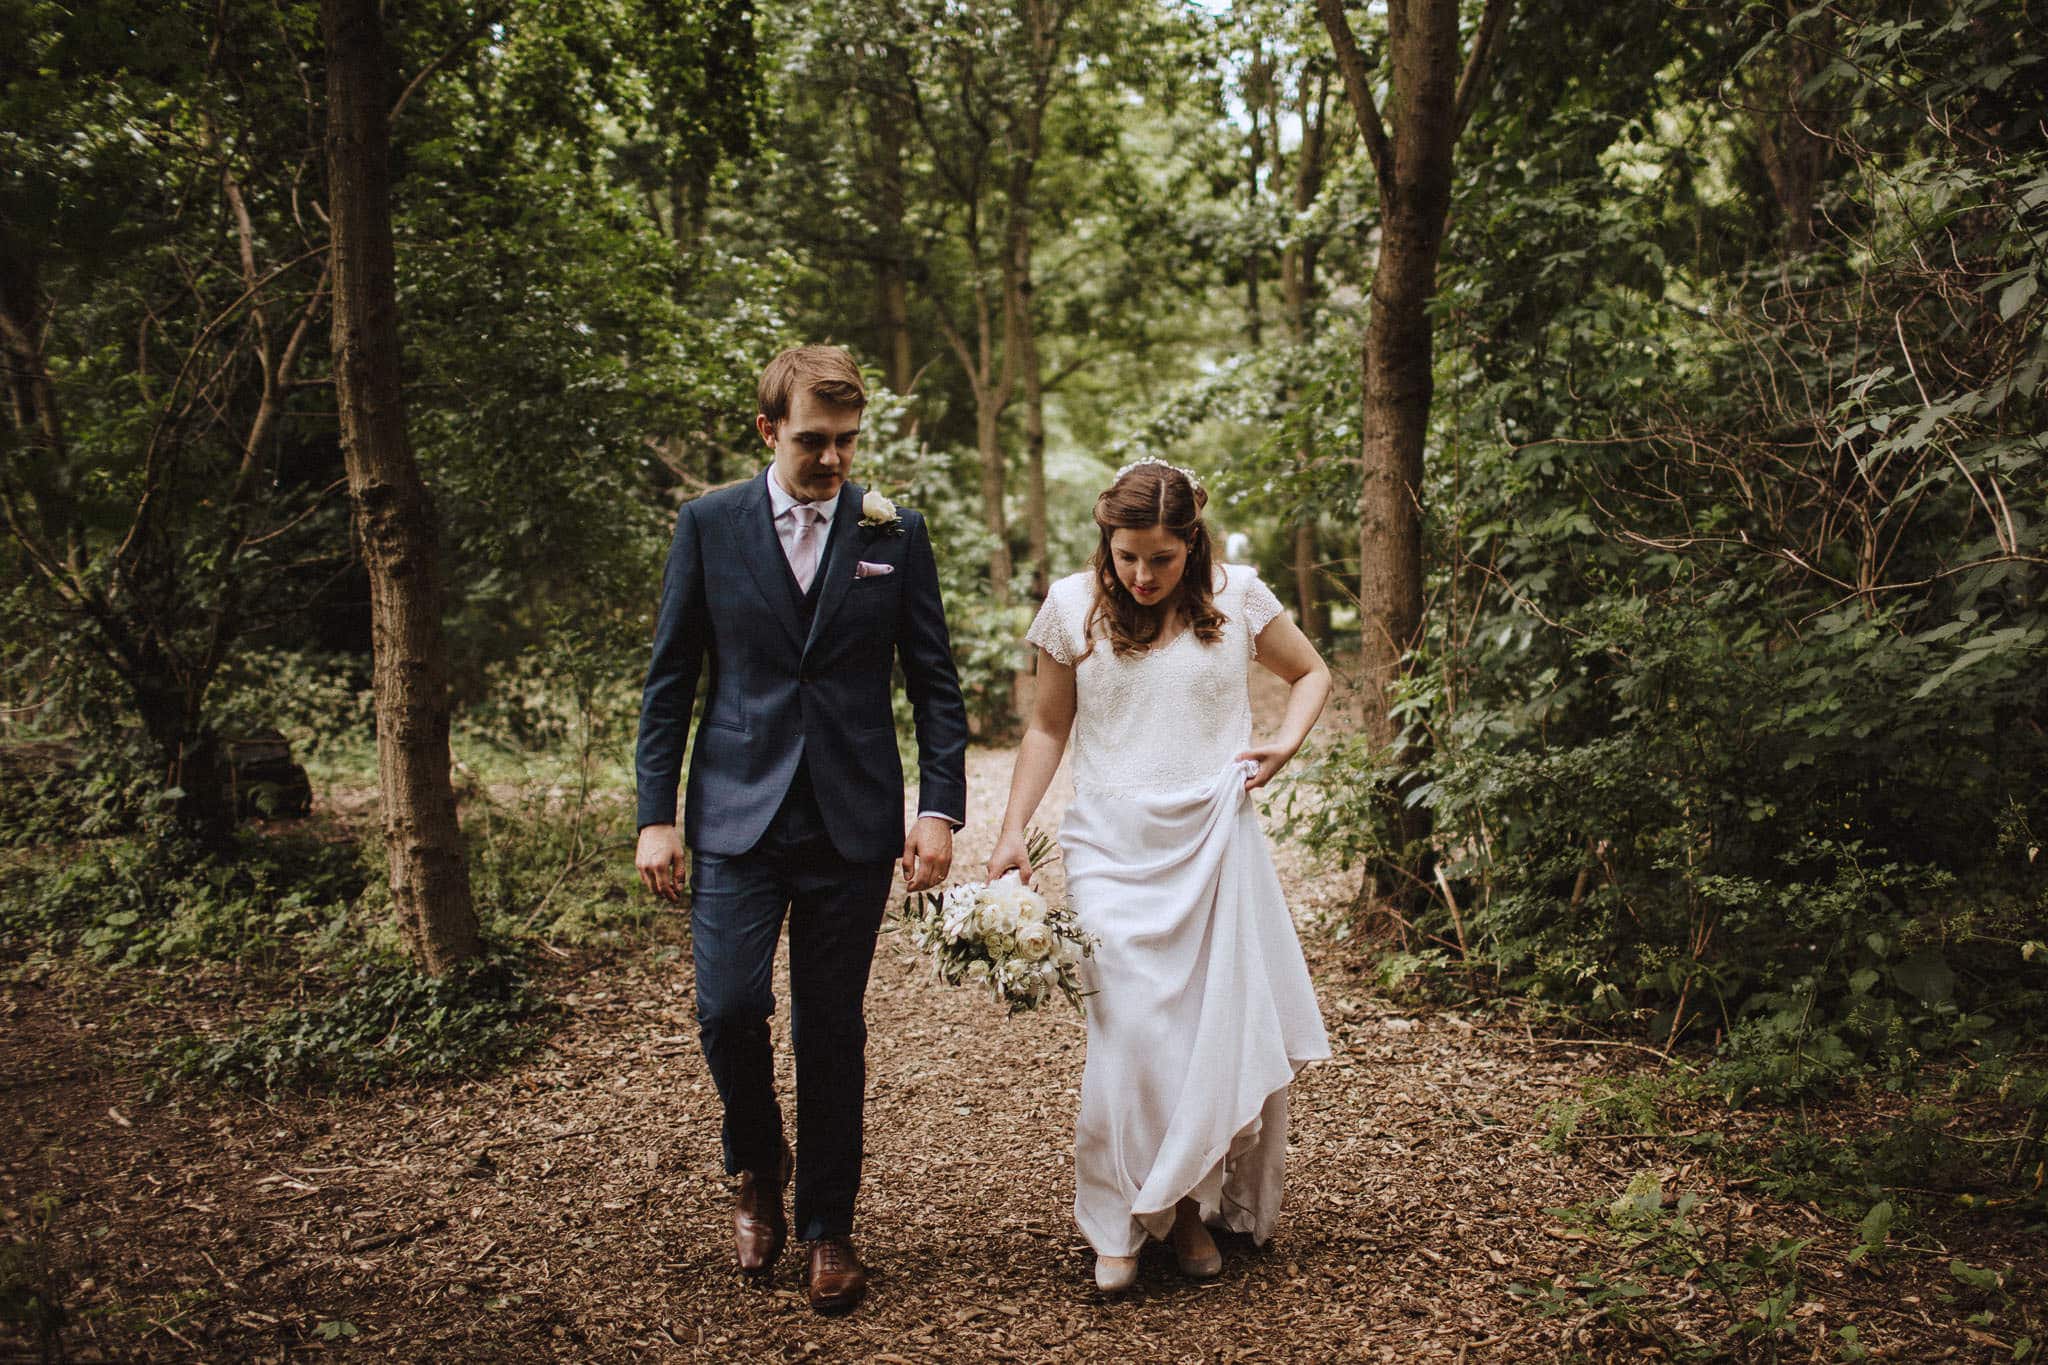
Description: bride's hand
986,831,1035,887
1235,743,1297,791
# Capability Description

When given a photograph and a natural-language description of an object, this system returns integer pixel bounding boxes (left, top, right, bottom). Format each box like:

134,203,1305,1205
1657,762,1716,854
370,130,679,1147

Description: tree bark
1005,91,1050,608
1751,3,1834,254
1019,303,1047,605
1292,520,1325,641
1316,0,1510,913
324,0,480,972
1279,69,1331,642
974,386,1014,607
872,67,917,397
0,257,84,575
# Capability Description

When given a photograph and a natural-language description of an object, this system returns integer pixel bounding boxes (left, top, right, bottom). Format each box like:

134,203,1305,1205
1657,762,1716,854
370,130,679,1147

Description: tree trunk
1316,0,1511,915
1752,4,1834,254
1279,70,1330,642
1010,233,1046,727
0,257,84,573
976,396,1013,607
324,0,480,973
132,672,234,839
877,266,913,396
1021,348,1047,601
1011,231,1048,607
1292,520,1325,641
873,80,916,397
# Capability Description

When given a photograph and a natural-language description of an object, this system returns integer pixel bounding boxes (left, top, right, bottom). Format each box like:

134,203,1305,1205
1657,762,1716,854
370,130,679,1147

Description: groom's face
759,390,862,503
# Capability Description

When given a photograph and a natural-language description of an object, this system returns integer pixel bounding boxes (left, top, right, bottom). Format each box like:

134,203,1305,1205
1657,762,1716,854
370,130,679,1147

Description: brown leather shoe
733,1138,793,1279
804,1235,867,1315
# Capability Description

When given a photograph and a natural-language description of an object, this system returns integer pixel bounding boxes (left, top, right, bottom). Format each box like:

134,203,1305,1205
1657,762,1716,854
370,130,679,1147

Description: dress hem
1099,1047,1331,1254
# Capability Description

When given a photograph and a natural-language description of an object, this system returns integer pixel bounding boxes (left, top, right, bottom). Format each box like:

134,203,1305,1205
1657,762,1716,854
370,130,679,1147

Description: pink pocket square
854,561,895,578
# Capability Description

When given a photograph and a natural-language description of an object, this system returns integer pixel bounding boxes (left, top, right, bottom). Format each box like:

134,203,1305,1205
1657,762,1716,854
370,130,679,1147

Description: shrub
0,831,363,967
152,948,552,1094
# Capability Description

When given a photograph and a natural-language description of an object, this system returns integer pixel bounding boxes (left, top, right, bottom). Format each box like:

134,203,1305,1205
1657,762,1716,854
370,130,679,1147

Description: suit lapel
731,472,807,653
803,480,867,658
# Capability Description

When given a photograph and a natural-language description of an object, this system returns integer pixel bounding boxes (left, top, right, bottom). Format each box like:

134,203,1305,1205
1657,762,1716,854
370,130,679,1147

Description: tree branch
389,5,507,125
1312,0,1392,186
1452,0,1514,140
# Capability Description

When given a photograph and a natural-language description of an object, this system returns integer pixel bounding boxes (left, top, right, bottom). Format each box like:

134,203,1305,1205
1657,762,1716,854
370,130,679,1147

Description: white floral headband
1113,455,1204,493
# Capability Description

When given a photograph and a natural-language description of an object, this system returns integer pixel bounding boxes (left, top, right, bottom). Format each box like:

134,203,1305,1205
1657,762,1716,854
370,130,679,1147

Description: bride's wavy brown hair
1084,461,1225,659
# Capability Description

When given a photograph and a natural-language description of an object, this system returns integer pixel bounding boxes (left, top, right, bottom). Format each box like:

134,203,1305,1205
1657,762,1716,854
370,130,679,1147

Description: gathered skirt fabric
1060,760,1331,1256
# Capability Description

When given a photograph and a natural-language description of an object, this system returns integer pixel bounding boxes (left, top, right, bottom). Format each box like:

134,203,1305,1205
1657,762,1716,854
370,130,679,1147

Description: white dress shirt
765,466,839,576
759,468,958,832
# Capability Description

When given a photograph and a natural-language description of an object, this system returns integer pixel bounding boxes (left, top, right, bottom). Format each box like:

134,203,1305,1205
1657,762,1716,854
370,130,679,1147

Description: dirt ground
4,679,2043,1361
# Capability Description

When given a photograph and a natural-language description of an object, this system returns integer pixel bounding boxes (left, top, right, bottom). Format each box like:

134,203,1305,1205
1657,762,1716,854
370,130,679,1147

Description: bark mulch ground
4,708,2043,1360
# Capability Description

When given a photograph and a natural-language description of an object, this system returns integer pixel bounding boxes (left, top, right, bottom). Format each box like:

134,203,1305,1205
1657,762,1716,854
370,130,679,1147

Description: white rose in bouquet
1014,887,1049,926
980,876,1024,930
965,959,992,984
1014,921,1053,961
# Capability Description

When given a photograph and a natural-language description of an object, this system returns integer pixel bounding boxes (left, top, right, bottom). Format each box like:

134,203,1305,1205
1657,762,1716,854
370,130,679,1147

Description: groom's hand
636,823,688,903
900,816,953,893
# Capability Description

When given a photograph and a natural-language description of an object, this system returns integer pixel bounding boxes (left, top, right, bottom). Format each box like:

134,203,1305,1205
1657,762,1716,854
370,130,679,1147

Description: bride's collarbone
1137,610,1191,654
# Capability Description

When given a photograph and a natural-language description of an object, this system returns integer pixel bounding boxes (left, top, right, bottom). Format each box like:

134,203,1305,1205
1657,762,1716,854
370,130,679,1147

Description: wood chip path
4,674,2039,1360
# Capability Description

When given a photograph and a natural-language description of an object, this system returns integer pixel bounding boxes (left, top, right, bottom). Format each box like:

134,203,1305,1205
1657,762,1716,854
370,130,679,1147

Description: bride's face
1109,525,1188,609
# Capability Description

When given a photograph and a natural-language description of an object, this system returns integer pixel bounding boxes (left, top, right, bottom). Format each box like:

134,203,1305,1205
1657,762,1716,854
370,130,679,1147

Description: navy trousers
690,765,895,1241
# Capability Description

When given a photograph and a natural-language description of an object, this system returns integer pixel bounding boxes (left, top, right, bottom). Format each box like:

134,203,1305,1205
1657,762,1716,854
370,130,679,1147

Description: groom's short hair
758,345,867,425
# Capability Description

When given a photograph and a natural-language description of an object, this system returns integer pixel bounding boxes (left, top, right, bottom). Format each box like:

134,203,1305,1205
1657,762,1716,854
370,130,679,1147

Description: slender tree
1313,0,1512,909
0,2,339,838
323,0,480,971
1269,52,1335,642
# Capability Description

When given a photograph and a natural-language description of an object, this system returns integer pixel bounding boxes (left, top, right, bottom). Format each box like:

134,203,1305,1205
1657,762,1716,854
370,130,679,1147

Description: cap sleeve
1026,584,1077,666
1242,569,1285,657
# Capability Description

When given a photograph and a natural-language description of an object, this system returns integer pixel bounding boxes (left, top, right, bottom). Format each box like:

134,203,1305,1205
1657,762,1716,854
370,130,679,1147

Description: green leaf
1950,1259,2003,1291
2000,273,2037,321
1892,950,1956,1007
1857,1199,1893,1248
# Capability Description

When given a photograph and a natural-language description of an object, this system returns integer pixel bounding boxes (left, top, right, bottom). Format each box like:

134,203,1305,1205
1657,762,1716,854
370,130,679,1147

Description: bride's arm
986,647,1077,884
1238,615,1332,791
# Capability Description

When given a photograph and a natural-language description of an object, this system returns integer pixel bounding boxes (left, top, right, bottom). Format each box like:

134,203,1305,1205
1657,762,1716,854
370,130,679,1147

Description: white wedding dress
1027,563,1331,1257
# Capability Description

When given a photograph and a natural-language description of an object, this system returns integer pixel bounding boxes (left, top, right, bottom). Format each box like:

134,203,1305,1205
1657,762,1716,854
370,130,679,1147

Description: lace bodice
1026,563,1285,795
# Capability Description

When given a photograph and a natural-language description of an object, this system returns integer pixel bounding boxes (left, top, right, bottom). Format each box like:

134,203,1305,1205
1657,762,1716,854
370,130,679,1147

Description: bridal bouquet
898,834,1098,1015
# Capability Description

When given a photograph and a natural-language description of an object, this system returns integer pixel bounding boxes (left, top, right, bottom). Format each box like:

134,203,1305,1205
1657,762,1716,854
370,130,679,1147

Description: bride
985,457,1333,1293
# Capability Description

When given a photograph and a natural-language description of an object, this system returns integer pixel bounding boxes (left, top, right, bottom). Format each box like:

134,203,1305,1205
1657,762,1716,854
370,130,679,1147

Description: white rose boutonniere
859,490,904,534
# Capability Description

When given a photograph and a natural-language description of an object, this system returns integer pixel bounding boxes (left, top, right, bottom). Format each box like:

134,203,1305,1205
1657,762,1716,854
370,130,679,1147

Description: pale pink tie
788,504,823,593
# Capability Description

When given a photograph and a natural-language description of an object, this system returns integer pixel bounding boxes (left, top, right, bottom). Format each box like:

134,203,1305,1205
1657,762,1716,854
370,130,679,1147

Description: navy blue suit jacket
634,471,969,863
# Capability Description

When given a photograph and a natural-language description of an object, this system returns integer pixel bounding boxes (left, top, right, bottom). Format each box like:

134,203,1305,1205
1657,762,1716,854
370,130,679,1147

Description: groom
633,345,968,1314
